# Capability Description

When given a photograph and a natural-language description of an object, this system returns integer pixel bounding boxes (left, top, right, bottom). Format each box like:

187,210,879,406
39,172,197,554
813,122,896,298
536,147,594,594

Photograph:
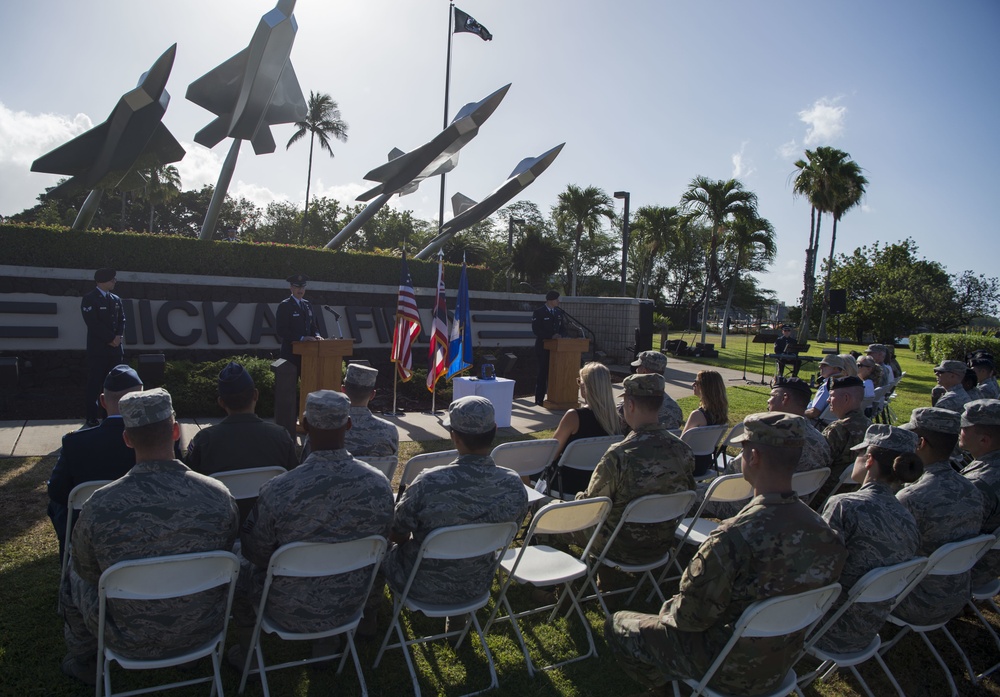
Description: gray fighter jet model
186,0,307,155
415,143,565,260
30,43,184,199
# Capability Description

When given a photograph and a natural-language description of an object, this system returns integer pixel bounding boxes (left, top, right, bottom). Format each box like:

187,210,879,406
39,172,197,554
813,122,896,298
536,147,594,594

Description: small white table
452,377,515,428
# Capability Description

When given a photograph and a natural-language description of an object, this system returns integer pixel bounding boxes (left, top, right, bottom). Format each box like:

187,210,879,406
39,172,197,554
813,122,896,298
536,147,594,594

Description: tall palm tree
286,92,348,241
718,213,776,347
553,185,614,296
140,165,181,233
629,205,680,299
681,176,758,344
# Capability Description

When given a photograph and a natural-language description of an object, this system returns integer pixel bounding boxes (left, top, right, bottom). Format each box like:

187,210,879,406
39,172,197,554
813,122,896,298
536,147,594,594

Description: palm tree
286,92,348,241
553,185,614,296
629,205,680,299
681,176,758,344
816,156,868,339
718,213,776,347
140,165,181,233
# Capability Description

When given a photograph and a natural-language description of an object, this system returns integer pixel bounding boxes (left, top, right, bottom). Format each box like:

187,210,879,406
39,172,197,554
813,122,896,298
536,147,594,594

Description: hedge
162,355,277,417
908,333,1000,365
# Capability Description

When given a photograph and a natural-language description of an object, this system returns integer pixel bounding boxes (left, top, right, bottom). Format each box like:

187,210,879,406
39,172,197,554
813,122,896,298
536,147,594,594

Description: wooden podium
293,339,354,425
542,338,590,409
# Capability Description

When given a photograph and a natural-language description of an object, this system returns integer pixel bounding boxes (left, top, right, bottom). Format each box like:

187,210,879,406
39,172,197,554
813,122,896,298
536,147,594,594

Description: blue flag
446,260,473,379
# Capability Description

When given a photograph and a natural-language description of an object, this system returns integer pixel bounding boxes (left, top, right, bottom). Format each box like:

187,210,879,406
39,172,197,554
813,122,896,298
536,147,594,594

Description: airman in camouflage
894,407,984,625
606,412,847,696
816,376,871,507
343,363,398,458
959,399,1000,587
578,373,695,565
383,396,528,603
238,390,394,634
971,359,999,400
816,425,922,653
619,351,684,430
61,388,238,684
933,360,973,413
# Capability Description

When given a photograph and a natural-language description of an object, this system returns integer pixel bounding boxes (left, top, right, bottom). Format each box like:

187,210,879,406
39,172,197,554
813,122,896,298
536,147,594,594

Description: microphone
323,306,344,339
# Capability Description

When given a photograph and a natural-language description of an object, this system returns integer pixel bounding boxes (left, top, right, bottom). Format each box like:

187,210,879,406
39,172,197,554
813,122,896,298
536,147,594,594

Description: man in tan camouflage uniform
815,376,871,507
578,373,695,565
960,399,1000,587
816,425,921,653
894,407,983,625
236,390,394,652
606,412,846,696
383,396,528,604
60,388,239,686
343,363,398,458
618,351,683,431
933,359,973,413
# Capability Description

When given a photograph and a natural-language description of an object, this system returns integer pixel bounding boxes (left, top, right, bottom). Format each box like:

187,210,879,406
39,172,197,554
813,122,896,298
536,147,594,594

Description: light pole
507,217,525,293
614,191,630,297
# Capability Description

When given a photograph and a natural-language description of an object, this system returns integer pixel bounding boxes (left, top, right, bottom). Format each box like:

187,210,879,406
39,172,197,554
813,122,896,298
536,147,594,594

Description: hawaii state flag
390,250,422,381
426,256,449,392
446,258,472,380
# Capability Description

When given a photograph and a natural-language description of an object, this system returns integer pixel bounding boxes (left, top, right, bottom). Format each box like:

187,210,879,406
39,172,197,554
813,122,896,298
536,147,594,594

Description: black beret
830,375,864,390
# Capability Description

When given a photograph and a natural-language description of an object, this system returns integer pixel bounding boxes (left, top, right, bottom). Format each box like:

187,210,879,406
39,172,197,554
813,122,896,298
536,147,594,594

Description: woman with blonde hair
839,354,859,377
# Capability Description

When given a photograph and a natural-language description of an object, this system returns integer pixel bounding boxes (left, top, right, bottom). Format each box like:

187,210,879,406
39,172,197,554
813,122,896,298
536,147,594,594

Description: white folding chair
574,491,697,615
373,522,518,697
879,534,997,697
359,454,399,480
239,536,387,697
96,550,240,697
790,467,831,505
396,450,458,501
713,423,745,470
210,466,287,500
797,557,927,697
485,497,612,676
674,583,841,697
491,438,561,504
681,424,728,478
823,465,857,501
61,480,113,601
944,531,1000,685
549,435,623,500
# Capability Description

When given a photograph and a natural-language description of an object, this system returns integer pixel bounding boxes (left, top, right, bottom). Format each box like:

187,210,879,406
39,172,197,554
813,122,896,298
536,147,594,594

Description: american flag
426,255,449,392
391,251,421,381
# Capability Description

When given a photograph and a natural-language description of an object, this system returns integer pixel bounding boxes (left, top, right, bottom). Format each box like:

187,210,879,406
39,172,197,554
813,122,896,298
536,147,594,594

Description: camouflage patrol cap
933,360,967,376
866,344,886,355
444,396,495,434
819,354,846,370
217,361,254,395
305,390,350,429
623,373,665,397
103,364,142,392
631,350,667,374
901,407,961,435
119,387,173,428
731,412,807,448
962,399,1000,428
344,363,378,388
851,424,920,453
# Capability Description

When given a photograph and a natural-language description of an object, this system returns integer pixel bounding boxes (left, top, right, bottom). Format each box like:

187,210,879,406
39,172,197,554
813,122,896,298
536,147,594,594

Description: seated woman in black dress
682,370,729,476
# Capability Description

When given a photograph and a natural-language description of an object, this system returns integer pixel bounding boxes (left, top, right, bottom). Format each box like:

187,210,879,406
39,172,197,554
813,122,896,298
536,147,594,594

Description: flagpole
438,2,455,232
392,367,398,415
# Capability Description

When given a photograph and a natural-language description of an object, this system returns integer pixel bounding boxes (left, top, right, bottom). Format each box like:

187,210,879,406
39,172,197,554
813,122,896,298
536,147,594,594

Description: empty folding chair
671,583,841,697
96,550,240,697
491,438,561,504
713,423,745,470
359,454,399,480
547,435,623,500
211,466,287,525
396,450,458,501
680,424,728,479
790,467,831,505
879,533,996,697
796,557,927,697
239,536,387,697
485,497,612,676
373,522,518,697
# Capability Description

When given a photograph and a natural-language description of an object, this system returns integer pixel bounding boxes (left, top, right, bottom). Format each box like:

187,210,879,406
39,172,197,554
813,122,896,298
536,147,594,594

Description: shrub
921,334,1000,365
162,355,276,417
911,333,933,361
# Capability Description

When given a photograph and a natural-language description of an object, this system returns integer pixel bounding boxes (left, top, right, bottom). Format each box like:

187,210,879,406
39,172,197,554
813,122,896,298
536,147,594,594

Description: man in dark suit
80,268,125,426
531,290,565,406
47,364,143,559
275,274,323,373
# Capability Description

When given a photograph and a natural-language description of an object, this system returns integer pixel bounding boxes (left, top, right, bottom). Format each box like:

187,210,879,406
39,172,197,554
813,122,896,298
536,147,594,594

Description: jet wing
31,122,110,176
264,62,307,126
146,122,186,165
186,48,249,115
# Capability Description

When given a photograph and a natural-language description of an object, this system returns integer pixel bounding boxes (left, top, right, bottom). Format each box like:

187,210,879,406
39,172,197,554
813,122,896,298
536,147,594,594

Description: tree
553,185,614,296
511,227,565,291
139,165,181,232
681,176,758,344
718,213,776,347
629,206,681,299
286,92,348,242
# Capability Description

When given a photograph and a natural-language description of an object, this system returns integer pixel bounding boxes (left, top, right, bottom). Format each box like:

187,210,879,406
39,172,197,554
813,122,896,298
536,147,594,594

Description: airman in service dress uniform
81,268,126,425
275,274,322,372
531,290,565,406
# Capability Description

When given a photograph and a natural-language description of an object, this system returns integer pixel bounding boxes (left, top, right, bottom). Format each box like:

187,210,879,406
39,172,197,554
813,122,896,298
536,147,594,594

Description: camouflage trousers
606,611,696,690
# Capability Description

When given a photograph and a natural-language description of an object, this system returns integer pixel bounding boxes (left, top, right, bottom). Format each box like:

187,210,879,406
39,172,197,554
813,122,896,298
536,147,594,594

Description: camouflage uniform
818,481,920,652
816,409,870,506
384,453,529,603
576,422,695,564
345,406,398,457
239,447,394,632
607,491,846,695
620,351,684,431
962,449,1000,587
894,460,983,625
974,377,1000,401
936,384,972,413
658,395,684,431
63,459,239,661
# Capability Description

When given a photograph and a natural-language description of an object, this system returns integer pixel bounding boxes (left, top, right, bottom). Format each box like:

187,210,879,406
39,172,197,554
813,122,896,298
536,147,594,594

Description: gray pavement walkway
0,357,755,458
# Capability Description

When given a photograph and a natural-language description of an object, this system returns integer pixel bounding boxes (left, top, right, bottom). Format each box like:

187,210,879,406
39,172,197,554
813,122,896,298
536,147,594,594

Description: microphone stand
322,306,344,339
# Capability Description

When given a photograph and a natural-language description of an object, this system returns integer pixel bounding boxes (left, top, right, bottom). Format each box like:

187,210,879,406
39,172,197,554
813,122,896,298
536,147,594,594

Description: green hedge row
161,355,277,417
0,224,491,289
908,333,1000,364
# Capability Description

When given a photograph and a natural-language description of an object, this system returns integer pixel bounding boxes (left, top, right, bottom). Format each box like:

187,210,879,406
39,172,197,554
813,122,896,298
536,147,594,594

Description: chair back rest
680,424,728,456
400,450,458,487
851,557,928,604
360,455,398,480
704,473,754,504
419,522,519,562
791,467,831,499
622,491,697,526
99,551,239,601
490,439,561,477
738,583,842,638
210,466,286,500
555,435,623,472
720,423,746,449
530,497,612,536
68,479,113,511
268,537,387,578
923,534,996,577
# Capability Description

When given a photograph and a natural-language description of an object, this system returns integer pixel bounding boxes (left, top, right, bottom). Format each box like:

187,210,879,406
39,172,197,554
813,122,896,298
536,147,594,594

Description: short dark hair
914,428,958,457
451,426,497,451
749,442,802,473
343,382,373,402
626,393,664,413
968,423,1000,444
219,388,255,412
125,417,175,450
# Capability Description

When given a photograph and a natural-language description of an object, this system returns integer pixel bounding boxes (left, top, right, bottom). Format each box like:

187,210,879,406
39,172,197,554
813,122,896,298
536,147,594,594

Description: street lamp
507,217,525,293
613,191,630,297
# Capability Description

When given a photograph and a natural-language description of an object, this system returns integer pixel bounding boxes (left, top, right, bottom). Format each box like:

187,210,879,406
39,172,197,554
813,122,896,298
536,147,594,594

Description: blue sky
1,0,997,304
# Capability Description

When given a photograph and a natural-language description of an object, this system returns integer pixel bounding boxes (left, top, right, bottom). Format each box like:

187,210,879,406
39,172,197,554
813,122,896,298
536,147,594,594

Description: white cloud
777,139,799,160
799,97,847,146
173,142,223,191
0,101,92,166
731,141,755,179
861,203,872,213
230,180,290,209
